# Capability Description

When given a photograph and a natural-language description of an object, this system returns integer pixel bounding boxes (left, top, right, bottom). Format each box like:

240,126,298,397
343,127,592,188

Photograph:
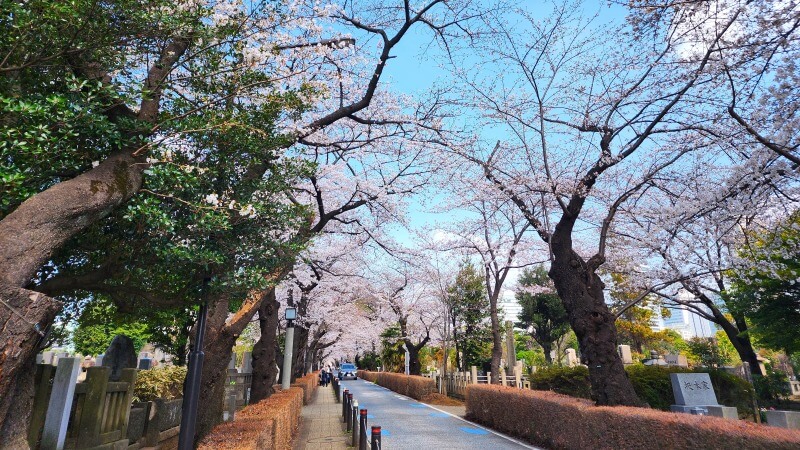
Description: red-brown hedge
292,371,320,405
466,384,800,450
357,371,435,400
198,386,304,450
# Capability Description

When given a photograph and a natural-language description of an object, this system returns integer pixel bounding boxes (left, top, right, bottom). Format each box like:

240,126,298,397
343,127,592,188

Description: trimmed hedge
466,385,800,450
357,370,436,400
198,386,304,450
291,371,320,405
530,365,755,418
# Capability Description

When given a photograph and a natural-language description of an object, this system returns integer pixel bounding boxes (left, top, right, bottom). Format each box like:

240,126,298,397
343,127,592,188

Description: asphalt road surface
338,379,540,450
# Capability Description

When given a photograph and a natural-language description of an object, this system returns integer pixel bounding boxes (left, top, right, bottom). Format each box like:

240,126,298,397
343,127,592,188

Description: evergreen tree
516,267,570,364
446,261,491,371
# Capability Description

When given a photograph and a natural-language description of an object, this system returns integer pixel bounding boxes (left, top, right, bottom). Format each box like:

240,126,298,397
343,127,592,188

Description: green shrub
707,369,756,419
625,365,693,410
133,366,187,403
529,366,591,399
529,364,755,419
753,371,791,402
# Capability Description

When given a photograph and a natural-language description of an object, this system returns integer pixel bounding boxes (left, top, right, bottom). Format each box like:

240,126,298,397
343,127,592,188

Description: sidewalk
293,385,350,450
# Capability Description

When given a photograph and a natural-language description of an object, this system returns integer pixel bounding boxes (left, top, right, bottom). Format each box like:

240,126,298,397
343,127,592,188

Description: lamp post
281,307,297,390
178,278,210,450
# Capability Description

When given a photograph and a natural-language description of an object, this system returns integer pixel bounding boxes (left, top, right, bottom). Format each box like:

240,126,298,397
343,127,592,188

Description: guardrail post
342,389,349,420
359,409,368,450
351,401,359,446
371,426,381,450
346,394,354,431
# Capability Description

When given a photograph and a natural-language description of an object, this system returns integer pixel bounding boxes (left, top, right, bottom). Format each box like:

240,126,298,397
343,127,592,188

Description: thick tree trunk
193,289,267,442
292,325,309,379
191,298,232,442
0,150,145,288
0,287,61,447
0,151,145,444
489,296,502,384
692,290,764,377
250,290,280,404
304,342,316,374
542,341,553,365
548,244,644,406
407,346,422,375
725,312,763,377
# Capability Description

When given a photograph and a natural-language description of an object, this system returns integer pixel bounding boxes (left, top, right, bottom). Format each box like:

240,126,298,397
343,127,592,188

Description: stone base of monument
765,410,800,429
670,404,738,419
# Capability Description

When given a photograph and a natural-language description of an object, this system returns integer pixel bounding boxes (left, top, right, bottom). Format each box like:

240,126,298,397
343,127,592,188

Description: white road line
416,401,541,450
350,380,539,449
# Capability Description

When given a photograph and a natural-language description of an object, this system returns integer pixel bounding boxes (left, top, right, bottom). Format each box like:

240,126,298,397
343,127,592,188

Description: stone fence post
41,357,81,450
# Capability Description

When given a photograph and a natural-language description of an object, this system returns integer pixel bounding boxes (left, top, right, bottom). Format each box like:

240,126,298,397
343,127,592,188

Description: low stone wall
357,370,435,400
198,387,304,450
127,398,183,448
465,384,800,450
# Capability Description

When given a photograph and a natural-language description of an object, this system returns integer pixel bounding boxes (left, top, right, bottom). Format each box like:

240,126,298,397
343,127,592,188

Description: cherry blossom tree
608,150,799,377
436,0,746,405
1,0,485,440
427,183,541,382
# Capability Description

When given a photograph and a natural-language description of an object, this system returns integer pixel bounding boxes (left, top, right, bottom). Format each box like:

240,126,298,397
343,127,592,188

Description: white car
338,363,358,380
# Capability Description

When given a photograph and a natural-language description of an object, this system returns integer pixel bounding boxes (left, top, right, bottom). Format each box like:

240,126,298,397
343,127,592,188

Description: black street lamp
178,278,210,449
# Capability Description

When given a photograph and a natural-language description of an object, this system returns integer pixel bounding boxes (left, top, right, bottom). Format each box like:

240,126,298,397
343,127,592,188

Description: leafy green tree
379,325,404,372
71,297,150,355
516,267,570,364
686,332,737,369
729,212,800,355
447,261,491,371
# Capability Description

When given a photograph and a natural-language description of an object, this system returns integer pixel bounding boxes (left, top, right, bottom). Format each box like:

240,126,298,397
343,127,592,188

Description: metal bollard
359,409,368,450
351,401,359,446
342,389,349,420
371,426,381,450
346,395,354,431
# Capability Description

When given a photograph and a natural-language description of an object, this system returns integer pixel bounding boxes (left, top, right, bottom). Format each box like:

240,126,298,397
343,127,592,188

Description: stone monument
617,345,633,365
102,335,137,381
665,354,689,367
138,358,152,370
669,373,737,419
564,348,578,367
241,351,253,373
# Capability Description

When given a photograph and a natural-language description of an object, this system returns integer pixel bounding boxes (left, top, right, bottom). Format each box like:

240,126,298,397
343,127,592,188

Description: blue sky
374,1,632,247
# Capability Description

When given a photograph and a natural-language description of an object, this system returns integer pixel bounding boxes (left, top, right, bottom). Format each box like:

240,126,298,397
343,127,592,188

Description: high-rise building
499,289,523,324
661,290,716,339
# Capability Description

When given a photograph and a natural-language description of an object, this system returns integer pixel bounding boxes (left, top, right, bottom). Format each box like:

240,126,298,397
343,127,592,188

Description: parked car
338,363,358,380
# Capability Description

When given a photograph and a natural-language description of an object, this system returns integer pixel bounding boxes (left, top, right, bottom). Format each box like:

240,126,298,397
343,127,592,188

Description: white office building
499,289,523,324
661,290,716,339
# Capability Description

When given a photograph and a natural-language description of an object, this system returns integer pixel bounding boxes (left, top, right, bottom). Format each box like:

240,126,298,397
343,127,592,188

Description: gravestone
665,354,688,367
617,345,633,365
41,351,54,365
669,373,737,419
765,410,800,429
228,353,237,373
564,349,578,367
102,335,137,381
505,320,515,370
138,358,153,370
241,351,253,373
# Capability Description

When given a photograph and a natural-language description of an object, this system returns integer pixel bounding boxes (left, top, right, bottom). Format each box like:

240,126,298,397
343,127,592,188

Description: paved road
339,379,540,450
